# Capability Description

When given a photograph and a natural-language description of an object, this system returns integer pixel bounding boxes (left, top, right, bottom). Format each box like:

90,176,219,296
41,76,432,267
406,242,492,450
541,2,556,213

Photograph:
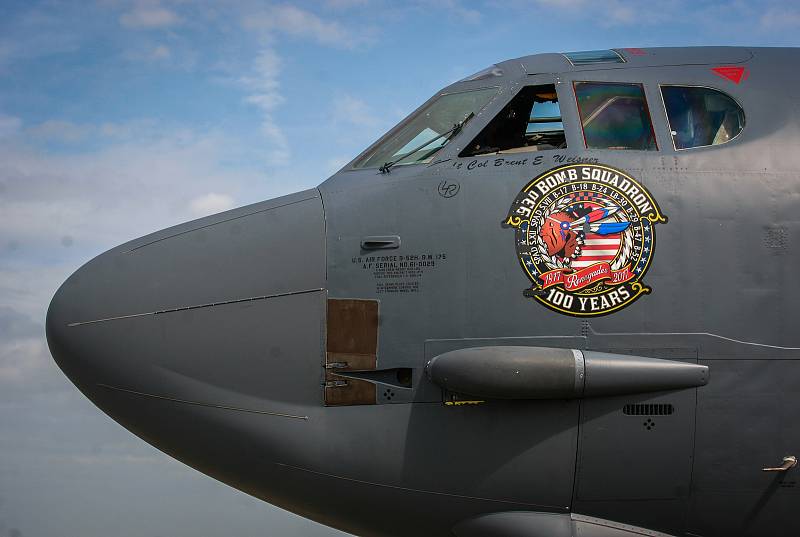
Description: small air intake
623,403,674,416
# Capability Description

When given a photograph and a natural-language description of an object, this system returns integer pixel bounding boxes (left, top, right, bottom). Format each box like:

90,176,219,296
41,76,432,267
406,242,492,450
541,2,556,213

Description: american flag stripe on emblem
572,234,622,268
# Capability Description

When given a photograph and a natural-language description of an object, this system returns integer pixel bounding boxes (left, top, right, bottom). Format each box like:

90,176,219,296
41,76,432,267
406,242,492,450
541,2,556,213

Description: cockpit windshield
351,87,498,169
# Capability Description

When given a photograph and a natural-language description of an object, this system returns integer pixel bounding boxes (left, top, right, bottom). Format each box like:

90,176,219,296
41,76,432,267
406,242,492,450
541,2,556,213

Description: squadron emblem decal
503,163,667,316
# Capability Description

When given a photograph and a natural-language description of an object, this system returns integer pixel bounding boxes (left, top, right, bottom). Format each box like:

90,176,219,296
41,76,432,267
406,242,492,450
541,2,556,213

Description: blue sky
1,1,798,536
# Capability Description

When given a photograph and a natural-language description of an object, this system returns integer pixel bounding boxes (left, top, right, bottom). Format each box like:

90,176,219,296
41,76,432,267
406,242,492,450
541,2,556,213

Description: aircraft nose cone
46,275,105,394
46,188,326,424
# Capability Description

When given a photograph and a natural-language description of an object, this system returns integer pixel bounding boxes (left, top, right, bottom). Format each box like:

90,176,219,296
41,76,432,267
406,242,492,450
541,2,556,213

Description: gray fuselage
47,47,800,537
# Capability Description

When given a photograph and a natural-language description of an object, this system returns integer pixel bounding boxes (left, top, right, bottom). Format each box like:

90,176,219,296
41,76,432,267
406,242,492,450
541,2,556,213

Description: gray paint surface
47,47,800,537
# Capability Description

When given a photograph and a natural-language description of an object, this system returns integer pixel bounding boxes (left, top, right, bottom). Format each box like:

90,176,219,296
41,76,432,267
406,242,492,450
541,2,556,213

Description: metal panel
576,388,696,501
326,298,379,360
574,344,698,535
325,298,379,406
50,290,326,409
687,359,800,537
522,47,752,74
53,189,325,323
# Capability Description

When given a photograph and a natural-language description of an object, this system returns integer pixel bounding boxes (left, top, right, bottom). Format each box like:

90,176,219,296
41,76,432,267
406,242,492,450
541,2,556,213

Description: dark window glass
661,86,745,149
575,82,657,151
563,50,625,66
352,87,497,169
460,85,565,157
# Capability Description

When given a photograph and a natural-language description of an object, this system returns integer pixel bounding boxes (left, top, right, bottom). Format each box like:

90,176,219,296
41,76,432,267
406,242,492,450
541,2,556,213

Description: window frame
457,82,569,158
562,49,626,67
347,85,502,171
658,83,746,152
572,80,659,152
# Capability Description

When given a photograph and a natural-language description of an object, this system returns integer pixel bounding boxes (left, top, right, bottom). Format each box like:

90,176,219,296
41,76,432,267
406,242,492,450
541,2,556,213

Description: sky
0,1,798,536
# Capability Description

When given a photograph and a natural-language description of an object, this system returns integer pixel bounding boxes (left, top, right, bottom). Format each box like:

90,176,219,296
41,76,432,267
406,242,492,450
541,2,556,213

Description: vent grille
623,403,674,416
764,226,787,252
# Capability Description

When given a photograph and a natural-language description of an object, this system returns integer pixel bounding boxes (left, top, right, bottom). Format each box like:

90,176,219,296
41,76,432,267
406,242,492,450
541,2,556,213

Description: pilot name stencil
503,163,667,316
450,154,599,171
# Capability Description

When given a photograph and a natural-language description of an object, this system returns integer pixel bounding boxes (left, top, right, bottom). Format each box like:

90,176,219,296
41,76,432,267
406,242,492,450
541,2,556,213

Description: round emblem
502,163,668,316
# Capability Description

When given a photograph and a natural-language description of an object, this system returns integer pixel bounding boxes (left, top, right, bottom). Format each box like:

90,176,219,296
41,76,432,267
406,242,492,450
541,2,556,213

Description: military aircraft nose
46,189,326,431
46,273,104,393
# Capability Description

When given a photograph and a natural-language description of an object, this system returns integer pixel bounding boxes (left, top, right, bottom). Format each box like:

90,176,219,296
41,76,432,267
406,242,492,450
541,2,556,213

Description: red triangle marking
623,48,647,56
712,66,748,84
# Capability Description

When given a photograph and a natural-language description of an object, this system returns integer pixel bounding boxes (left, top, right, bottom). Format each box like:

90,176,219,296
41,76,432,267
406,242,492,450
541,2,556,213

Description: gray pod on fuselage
425,346,708,399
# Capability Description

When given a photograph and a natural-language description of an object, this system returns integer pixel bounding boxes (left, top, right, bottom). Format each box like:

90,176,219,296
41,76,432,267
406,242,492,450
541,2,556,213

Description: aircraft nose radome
46,188,326,425
46,277,103,394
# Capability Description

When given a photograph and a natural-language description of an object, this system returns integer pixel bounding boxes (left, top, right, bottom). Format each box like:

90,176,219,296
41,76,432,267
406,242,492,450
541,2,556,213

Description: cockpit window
575,82,657,151
660,85,745,150
351,87,498,169
460,84,566,157
563,50,625,66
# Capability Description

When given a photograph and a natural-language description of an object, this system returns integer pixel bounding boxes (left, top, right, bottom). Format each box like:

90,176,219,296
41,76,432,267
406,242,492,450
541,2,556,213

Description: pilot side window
660,86,745,150
460,84,566,157
574,82,657,151
351,87,498,169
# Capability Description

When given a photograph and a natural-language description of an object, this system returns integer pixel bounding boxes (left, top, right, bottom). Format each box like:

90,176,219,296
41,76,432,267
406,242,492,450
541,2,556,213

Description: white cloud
188,193,235,216
326,155,352,174
0,125,287,396
0,123,287,400
333,95,380,127
0,307,48,383
245,93,284,111
328,95,391,155
150,44,171,60
530,0,664,25
48,454,169,466
241,49,284,113
120,0,180,29
0,42,11,72
0,125,266,262
608,2,635,24
243,5,367,48
121,40,195,67
325,0,370,8
0,335,48,383
0,115,21,138
26,118,179,145
761,7,800,29
27,120,89,143
537,0,588,7
426,0,482,23
0,10,82,69
240,48,290,165
235,7,380,165
0,264,68,324
98,118,160,139
258,120,291,166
